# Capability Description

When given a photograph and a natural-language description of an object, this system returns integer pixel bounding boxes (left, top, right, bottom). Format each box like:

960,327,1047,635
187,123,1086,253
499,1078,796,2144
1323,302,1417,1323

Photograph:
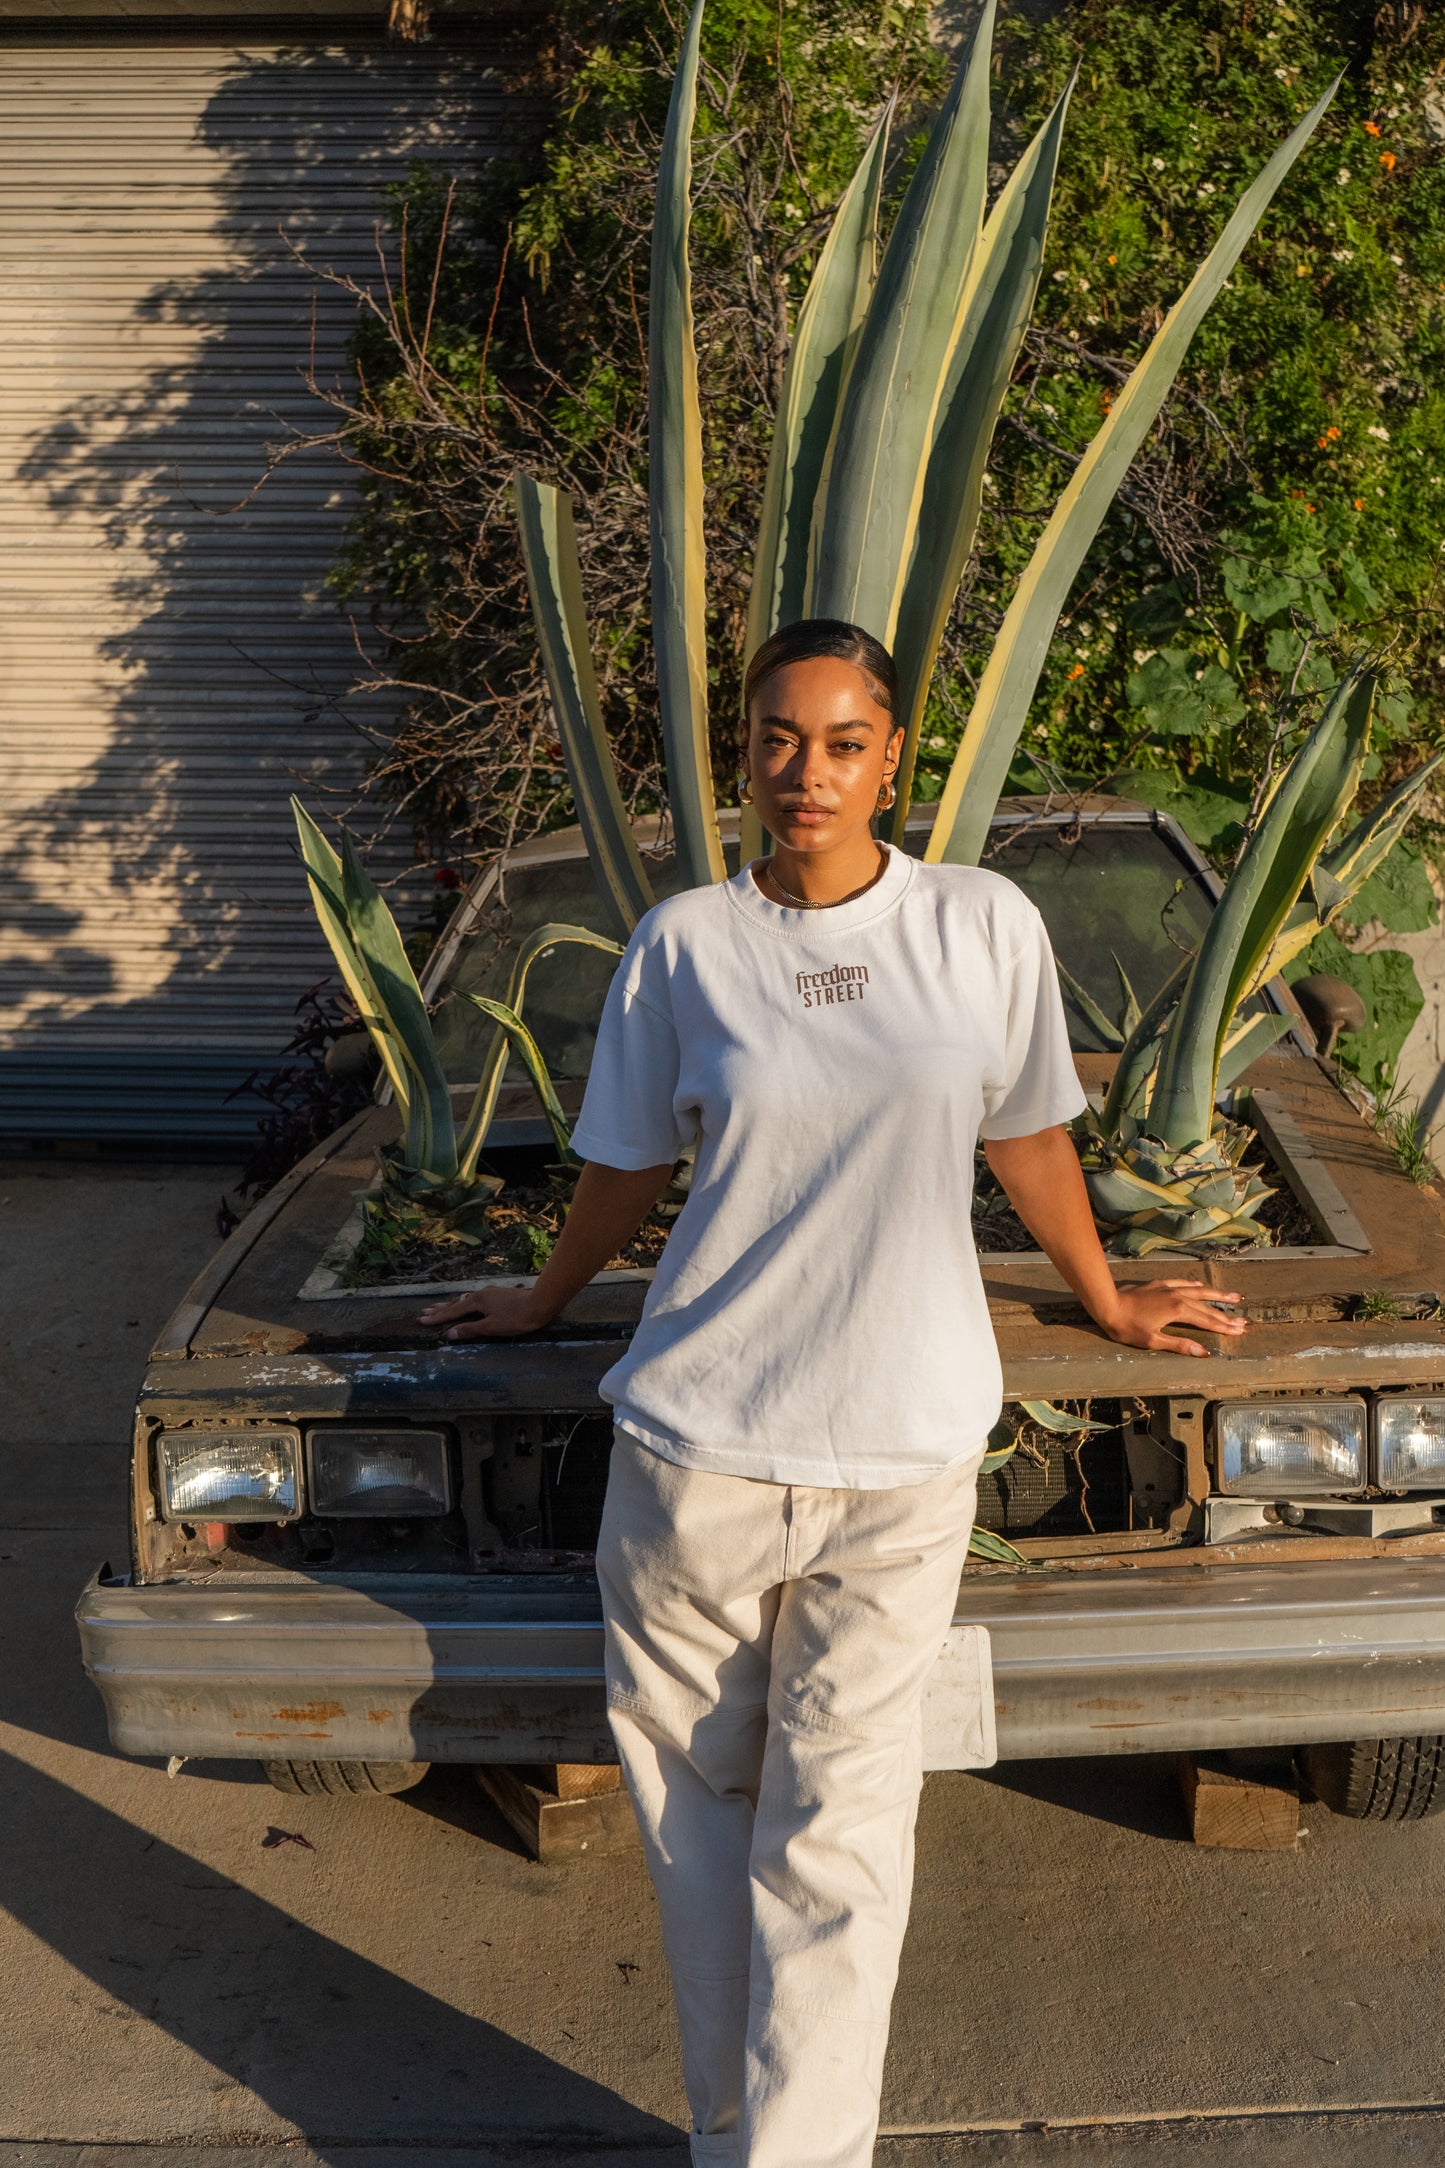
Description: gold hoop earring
876,778,896,812
738,773,754,807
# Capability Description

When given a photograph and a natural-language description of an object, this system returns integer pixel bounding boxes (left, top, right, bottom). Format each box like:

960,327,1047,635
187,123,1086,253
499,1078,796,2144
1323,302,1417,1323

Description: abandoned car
78,798,1445,1828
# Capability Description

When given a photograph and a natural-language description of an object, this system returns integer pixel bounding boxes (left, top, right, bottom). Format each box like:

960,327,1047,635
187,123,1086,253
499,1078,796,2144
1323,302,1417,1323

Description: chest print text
795,962,869,1010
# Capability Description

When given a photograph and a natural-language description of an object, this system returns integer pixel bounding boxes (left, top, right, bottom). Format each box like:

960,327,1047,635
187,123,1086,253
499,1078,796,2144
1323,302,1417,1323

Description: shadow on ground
970,1752,1190,1842
0,1742,682,2154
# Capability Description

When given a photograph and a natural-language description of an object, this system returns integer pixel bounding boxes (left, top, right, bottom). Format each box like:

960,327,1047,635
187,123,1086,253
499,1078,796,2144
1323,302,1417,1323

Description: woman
422,618,1245,2167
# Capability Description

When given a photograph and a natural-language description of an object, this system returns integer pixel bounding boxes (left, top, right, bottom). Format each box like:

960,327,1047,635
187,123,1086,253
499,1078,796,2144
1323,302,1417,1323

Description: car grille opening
975,1412,1131,1539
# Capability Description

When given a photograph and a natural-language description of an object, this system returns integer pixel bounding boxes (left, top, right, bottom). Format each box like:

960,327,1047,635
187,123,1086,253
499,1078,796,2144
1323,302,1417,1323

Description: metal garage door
0,34,504,1144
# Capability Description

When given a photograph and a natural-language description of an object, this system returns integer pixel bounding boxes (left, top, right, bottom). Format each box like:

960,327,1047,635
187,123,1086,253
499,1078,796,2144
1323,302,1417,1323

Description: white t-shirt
569,844,1086,1488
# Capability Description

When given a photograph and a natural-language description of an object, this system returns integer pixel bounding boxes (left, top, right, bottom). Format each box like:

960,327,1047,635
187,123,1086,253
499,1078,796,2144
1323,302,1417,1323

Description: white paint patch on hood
1293,1343,1445,1361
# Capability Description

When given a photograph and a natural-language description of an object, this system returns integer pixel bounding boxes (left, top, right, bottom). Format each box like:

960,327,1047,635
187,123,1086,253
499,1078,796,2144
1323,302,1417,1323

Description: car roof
495,791,1174,872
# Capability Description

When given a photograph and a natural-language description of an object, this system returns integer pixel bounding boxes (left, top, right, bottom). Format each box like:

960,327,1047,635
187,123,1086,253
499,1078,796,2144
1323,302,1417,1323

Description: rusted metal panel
79,1568,618,1764
1248,1087,1372,1254
138,1344,623,1423
77,1558,1445,1766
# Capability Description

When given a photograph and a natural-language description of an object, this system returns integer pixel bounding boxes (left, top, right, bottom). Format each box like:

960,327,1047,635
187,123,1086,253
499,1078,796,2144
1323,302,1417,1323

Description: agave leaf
1320,748,1440,893
890,72,1074,833
515,474,656,941
746,104,889,668
1100,950,1193,1131
738,797,766,870
456,922,623,1181
806,0,996,643
1216,1010,1296,1090
456,992,580,1168
1115,954,1142,1039
740,102,891,868
340,833,459,1183
1251,745,1441,989
1308,862,1353,921
1018,1398,1109,1434
967,1525,1028,1566
1086,1163,1181,1216
1146,668,1373,1148
1057,959,1125,1050
291,797,411,1111
927,76,1340,867
651,0,725,891
1252,902,1330,984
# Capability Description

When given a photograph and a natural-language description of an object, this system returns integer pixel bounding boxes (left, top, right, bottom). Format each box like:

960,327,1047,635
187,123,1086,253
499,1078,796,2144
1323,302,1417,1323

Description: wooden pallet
475,1762,640,1861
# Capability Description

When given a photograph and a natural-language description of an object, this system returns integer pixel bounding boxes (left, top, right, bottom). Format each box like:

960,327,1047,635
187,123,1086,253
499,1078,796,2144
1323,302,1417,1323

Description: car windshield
430,814,1218,1087
985,816,1217,1054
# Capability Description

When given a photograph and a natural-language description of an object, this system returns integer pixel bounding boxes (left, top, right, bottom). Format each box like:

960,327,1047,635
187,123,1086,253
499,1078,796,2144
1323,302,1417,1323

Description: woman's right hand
419,1287,551,1341
420,1161,673,1345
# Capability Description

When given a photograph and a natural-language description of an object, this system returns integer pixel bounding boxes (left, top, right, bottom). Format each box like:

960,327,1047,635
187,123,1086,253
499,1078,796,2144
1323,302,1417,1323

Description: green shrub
958,0,1445,809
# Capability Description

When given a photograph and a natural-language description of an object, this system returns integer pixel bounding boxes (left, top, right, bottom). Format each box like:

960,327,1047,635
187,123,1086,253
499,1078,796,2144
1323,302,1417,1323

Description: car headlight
157,1429,302,1521
1215,1399,1366,1495
1377,1398,1445,1491
307,1429,451,1517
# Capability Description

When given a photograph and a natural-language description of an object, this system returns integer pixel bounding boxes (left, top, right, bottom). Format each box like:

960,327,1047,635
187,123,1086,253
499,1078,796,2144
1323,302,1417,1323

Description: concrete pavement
8,1158,1445,2162
0,1159,233,1449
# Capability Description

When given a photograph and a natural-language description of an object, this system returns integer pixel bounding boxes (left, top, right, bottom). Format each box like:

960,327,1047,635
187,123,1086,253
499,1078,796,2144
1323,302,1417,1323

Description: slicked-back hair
743,618,900,727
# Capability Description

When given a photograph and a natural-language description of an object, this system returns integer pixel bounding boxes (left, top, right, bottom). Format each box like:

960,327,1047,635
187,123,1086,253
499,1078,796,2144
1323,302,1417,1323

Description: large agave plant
1078,672,1440,1255
292,798,620,1242
516,0,1338,933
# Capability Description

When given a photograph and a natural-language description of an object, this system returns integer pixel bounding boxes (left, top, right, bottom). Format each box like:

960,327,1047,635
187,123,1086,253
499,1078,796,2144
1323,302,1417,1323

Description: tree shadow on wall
10,39,504,1086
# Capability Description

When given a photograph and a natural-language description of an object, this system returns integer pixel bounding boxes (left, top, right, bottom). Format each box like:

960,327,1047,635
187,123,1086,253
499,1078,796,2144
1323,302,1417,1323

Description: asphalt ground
5,1158,1445,2164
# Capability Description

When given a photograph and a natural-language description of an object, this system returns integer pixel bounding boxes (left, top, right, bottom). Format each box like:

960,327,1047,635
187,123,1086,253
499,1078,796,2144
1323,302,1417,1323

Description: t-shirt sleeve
977,904,1088,1141
569,951,689,1171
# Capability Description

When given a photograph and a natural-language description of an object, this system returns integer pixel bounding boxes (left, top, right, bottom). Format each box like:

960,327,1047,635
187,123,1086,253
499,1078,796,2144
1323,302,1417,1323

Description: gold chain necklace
763,843,888,911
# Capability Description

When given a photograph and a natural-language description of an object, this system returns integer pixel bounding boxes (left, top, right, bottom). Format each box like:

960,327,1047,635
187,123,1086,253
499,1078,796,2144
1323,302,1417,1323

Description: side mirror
1290,973,1368,1060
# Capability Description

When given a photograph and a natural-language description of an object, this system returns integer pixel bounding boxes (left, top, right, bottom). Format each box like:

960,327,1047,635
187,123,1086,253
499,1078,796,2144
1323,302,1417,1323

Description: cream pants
596,1430,979,2168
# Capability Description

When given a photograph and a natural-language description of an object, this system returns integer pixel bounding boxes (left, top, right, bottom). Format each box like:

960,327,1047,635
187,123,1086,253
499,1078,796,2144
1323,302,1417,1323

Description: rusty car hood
146,1048,1445,1405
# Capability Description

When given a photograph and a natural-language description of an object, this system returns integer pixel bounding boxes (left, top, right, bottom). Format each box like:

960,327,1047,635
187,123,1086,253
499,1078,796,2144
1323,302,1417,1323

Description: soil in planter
341,1180,673,1290
344,1128,1319,1290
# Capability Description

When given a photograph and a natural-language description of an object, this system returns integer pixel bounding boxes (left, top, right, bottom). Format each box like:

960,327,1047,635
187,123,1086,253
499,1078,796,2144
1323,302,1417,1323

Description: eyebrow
757,714,879,731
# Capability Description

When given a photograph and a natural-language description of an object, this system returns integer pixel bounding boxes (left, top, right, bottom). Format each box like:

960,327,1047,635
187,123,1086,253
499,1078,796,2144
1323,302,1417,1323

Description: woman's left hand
1091,1277,1246,1358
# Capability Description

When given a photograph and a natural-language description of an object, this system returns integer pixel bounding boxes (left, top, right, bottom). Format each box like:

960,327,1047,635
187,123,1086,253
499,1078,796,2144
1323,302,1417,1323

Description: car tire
261,1758,430,1797
1298,1736,1445,1821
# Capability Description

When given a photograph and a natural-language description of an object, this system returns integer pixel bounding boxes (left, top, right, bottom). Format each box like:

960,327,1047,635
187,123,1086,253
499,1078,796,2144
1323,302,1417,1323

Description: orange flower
1101,391,1114,410
1325,424,1340,440
1381,151,1397,171
1107,253,1118,264
1067,663,1086,680
1364,120,1381,136
1306,504,1316,514
1318,435,1329,448
1354,497,1366,510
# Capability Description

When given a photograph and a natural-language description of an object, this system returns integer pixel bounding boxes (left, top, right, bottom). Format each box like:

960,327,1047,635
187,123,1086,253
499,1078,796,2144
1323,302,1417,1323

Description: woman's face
744,656,903,857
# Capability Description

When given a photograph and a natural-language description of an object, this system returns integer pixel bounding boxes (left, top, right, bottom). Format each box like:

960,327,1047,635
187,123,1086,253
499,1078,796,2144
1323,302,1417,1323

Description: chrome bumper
77,1558,1445,1765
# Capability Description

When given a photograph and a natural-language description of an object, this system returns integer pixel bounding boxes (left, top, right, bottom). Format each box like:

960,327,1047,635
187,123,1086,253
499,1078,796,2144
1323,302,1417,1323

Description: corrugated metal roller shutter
0,37,506,1144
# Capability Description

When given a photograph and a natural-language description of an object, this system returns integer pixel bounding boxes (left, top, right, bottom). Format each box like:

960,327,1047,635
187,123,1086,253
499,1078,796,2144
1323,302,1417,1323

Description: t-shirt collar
724,840,916,939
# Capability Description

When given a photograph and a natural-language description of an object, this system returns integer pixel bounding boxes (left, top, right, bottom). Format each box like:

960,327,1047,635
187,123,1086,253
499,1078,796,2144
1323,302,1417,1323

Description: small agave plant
292,798,620,1246
1076,670,1440,1256
515,0,1338,934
